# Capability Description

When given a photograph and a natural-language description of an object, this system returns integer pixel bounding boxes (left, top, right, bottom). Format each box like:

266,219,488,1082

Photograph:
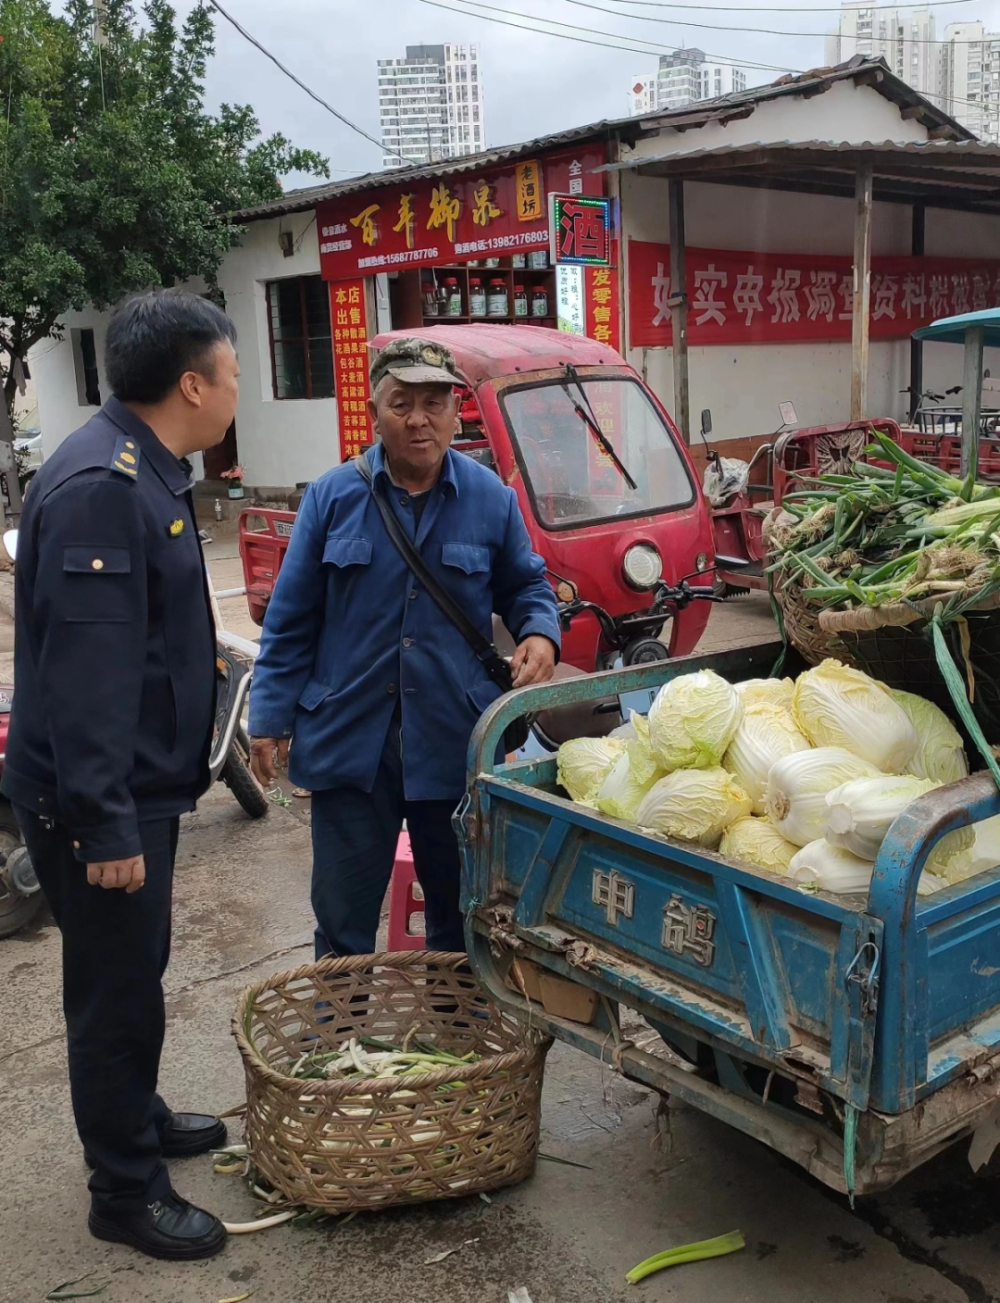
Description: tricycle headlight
622,544,663,591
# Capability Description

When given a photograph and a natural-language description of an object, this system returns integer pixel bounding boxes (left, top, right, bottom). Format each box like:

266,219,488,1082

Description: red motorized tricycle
241,325,730,683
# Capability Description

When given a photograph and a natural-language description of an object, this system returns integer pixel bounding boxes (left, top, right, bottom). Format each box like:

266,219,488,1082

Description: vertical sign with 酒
330,278,372,463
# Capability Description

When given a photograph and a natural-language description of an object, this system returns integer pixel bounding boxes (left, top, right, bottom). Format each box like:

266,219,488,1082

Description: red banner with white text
628,239,1000,349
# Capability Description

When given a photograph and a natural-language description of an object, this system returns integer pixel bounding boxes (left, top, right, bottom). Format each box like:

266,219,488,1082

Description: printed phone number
357,247,440,269
454,229,550,255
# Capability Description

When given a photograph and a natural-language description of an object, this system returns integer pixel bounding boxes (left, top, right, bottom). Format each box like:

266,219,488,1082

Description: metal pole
668,179,690,444
851,164,874,422
908,205,925,423
961,325,984,481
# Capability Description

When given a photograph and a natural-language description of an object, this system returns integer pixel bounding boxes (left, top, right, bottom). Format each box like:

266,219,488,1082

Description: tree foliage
0,0,328,410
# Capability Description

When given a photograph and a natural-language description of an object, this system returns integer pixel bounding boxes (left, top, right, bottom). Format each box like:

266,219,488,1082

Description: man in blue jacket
249,337,559,957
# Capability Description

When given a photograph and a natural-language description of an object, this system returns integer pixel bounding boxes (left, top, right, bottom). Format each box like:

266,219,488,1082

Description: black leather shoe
88,1191,226,1261
84,1113,227,1168
162,1113,227,1158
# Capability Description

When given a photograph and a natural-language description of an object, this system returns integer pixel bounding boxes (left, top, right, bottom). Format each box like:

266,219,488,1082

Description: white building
826,4,941,105
628,74,657,117
629,50,747,116
940,21,1000,143
378,43,484,169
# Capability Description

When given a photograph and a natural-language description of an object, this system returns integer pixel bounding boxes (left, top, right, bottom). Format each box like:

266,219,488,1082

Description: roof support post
961,325,984,481
908,205,925,423
668,179,690,444
851,164,873,421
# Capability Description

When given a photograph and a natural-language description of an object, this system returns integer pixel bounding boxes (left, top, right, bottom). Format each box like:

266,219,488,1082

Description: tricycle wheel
222,732,269,819
0,805,44,938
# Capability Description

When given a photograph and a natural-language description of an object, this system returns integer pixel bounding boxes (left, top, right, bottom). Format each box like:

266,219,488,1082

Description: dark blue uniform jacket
1,398,216,861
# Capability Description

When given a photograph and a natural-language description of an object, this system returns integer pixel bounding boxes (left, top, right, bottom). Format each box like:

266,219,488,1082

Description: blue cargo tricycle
456,640,1000,1196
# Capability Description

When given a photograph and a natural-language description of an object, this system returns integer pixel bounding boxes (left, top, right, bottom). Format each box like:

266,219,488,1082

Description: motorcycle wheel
221,732,269,819
0,805,44,938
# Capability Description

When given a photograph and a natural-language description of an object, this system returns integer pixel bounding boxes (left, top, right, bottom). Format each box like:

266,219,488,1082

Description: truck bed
457,641,1000,1194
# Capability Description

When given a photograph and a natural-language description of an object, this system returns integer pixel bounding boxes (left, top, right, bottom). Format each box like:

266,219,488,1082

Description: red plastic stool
386,831,426,951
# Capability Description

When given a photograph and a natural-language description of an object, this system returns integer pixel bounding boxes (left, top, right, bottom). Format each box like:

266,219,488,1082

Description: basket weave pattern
233,952,550,1211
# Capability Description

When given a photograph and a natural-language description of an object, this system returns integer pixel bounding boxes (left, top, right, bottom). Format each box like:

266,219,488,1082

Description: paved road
2,570,998,1303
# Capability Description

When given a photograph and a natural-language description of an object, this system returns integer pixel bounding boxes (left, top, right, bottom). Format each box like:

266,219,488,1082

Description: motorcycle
0,531,267,938
527,558,748,751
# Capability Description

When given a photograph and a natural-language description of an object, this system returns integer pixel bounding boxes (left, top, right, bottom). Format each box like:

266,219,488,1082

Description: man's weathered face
369,378,458,477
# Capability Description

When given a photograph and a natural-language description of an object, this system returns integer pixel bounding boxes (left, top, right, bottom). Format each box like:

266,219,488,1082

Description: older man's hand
250,737,290,786
510,635,557,689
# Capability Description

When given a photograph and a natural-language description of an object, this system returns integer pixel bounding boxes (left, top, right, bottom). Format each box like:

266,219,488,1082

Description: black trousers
16,807,178,1214
310,719,466,958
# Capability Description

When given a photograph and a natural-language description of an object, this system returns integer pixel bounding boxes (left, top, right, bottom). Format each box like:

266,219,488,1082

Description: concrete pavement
1,577,999,1303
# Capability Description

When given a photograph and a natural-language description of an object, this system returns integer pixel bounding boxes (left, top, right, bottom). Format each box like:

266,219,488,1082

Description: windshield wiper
560,364,637,491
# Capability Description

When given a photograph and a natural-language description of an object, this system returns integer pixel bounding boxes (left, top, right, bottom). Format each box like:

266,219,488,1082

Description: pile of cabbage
556,659,1000,895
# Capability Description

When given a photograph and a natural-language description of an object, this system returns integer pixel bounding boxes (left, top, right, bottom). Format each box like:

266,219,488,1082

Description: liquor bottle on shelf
513,284,528,318
444,277,463,316
487,278,509,317
469,277,486,317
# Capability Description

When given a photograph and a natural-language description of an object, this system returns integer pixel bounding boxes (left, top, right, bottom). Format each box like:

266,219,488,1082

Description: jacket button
409,590,418,600
387,683,397,694
402,637,413,648
399,495,410,506
91,558,104,571
72,840,81,850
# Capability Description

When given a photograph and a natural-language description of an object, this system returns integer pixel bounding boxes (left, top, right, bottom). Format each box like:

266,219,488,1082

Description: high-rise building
825,4,941,104
378,43,485,169
940,21,1000,143
628,74,657,116
627,49,746,116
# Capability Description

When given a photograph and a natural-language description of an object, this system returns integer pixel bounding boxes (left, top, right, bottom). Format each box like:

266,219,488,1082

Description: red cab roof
369,323,626,388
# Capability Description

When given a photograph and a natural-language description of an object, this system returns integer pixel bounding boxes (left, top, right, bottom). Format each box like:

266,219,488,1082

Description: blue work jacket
248,443,560,799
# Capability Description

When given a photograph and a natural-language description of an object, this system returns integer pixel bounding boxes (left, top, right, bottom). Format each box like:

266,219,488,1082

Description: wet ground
2,566,999,1303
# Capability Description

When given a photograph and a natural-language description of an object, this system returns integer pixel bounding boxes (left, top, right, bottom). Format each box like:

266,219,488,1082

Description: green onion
625,1231,745,1284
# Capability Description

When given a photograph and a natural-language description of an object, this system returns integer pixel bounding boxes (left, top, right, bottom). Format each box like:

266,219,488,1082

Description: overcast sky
182,0,998,188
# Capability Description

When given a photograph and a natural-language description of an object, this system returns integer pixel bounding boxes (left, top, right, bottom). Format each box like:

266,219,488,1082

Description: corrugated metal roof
230,121,619,221
231,56,969,223
601,138,1000,174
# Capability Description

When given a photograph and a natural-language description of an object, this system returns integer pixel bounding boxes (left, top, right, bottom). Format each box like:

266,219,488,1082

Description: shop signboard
586,260,619,349
330,279,373,462
550,194,613,267
629,239,1000,348
317,147,607,280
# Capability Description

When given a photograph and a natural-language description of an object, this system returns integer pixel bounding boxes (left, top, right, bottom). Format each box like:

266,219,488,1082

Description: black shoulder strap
355,455,512,688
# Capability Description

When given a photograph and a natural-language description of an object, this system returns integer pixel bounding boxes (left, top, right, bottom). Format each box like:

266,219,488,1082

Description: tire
0,803,44,938
221,737,269,819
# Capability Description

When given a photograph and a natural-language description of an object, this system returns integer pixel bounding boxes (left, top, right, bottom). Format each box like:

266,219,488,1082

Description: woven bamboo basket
760,506,857,668
232,951,551,1212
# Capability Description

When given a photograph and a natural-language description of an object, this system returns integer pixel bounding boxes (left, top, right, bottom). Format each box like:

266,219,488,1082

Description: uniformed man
249,337,560,959
2,291,238,1260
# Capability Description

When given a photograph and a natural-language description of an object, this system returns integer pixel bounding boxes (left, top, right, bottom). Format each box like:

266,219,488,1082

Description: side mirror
700,409,713,437
779,400,798,426
2,530,17,562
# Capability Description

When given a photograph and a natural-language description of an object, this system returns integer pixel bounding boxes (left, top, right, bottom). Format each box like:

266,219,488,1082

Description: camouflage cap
369,337,460,390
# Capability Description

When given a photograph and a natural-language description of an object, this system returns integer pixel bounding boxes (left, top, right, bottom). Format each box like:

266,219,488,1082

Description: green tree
0,0,328,415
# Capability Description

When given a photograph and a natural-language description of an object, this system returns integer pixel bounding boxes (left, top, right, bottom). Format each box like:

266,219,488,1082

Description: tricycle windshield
500,375,695,530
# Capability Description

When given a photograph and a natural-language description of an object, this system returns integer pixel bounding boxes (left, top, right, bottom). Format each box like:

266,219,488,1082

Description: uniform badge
111,435,140,478
167,518,185,538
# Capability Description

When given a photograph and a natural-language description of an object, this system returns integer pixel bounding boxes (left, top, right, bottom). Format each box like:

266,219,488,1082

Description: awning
597,140,1000,215
913,308,1000,347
